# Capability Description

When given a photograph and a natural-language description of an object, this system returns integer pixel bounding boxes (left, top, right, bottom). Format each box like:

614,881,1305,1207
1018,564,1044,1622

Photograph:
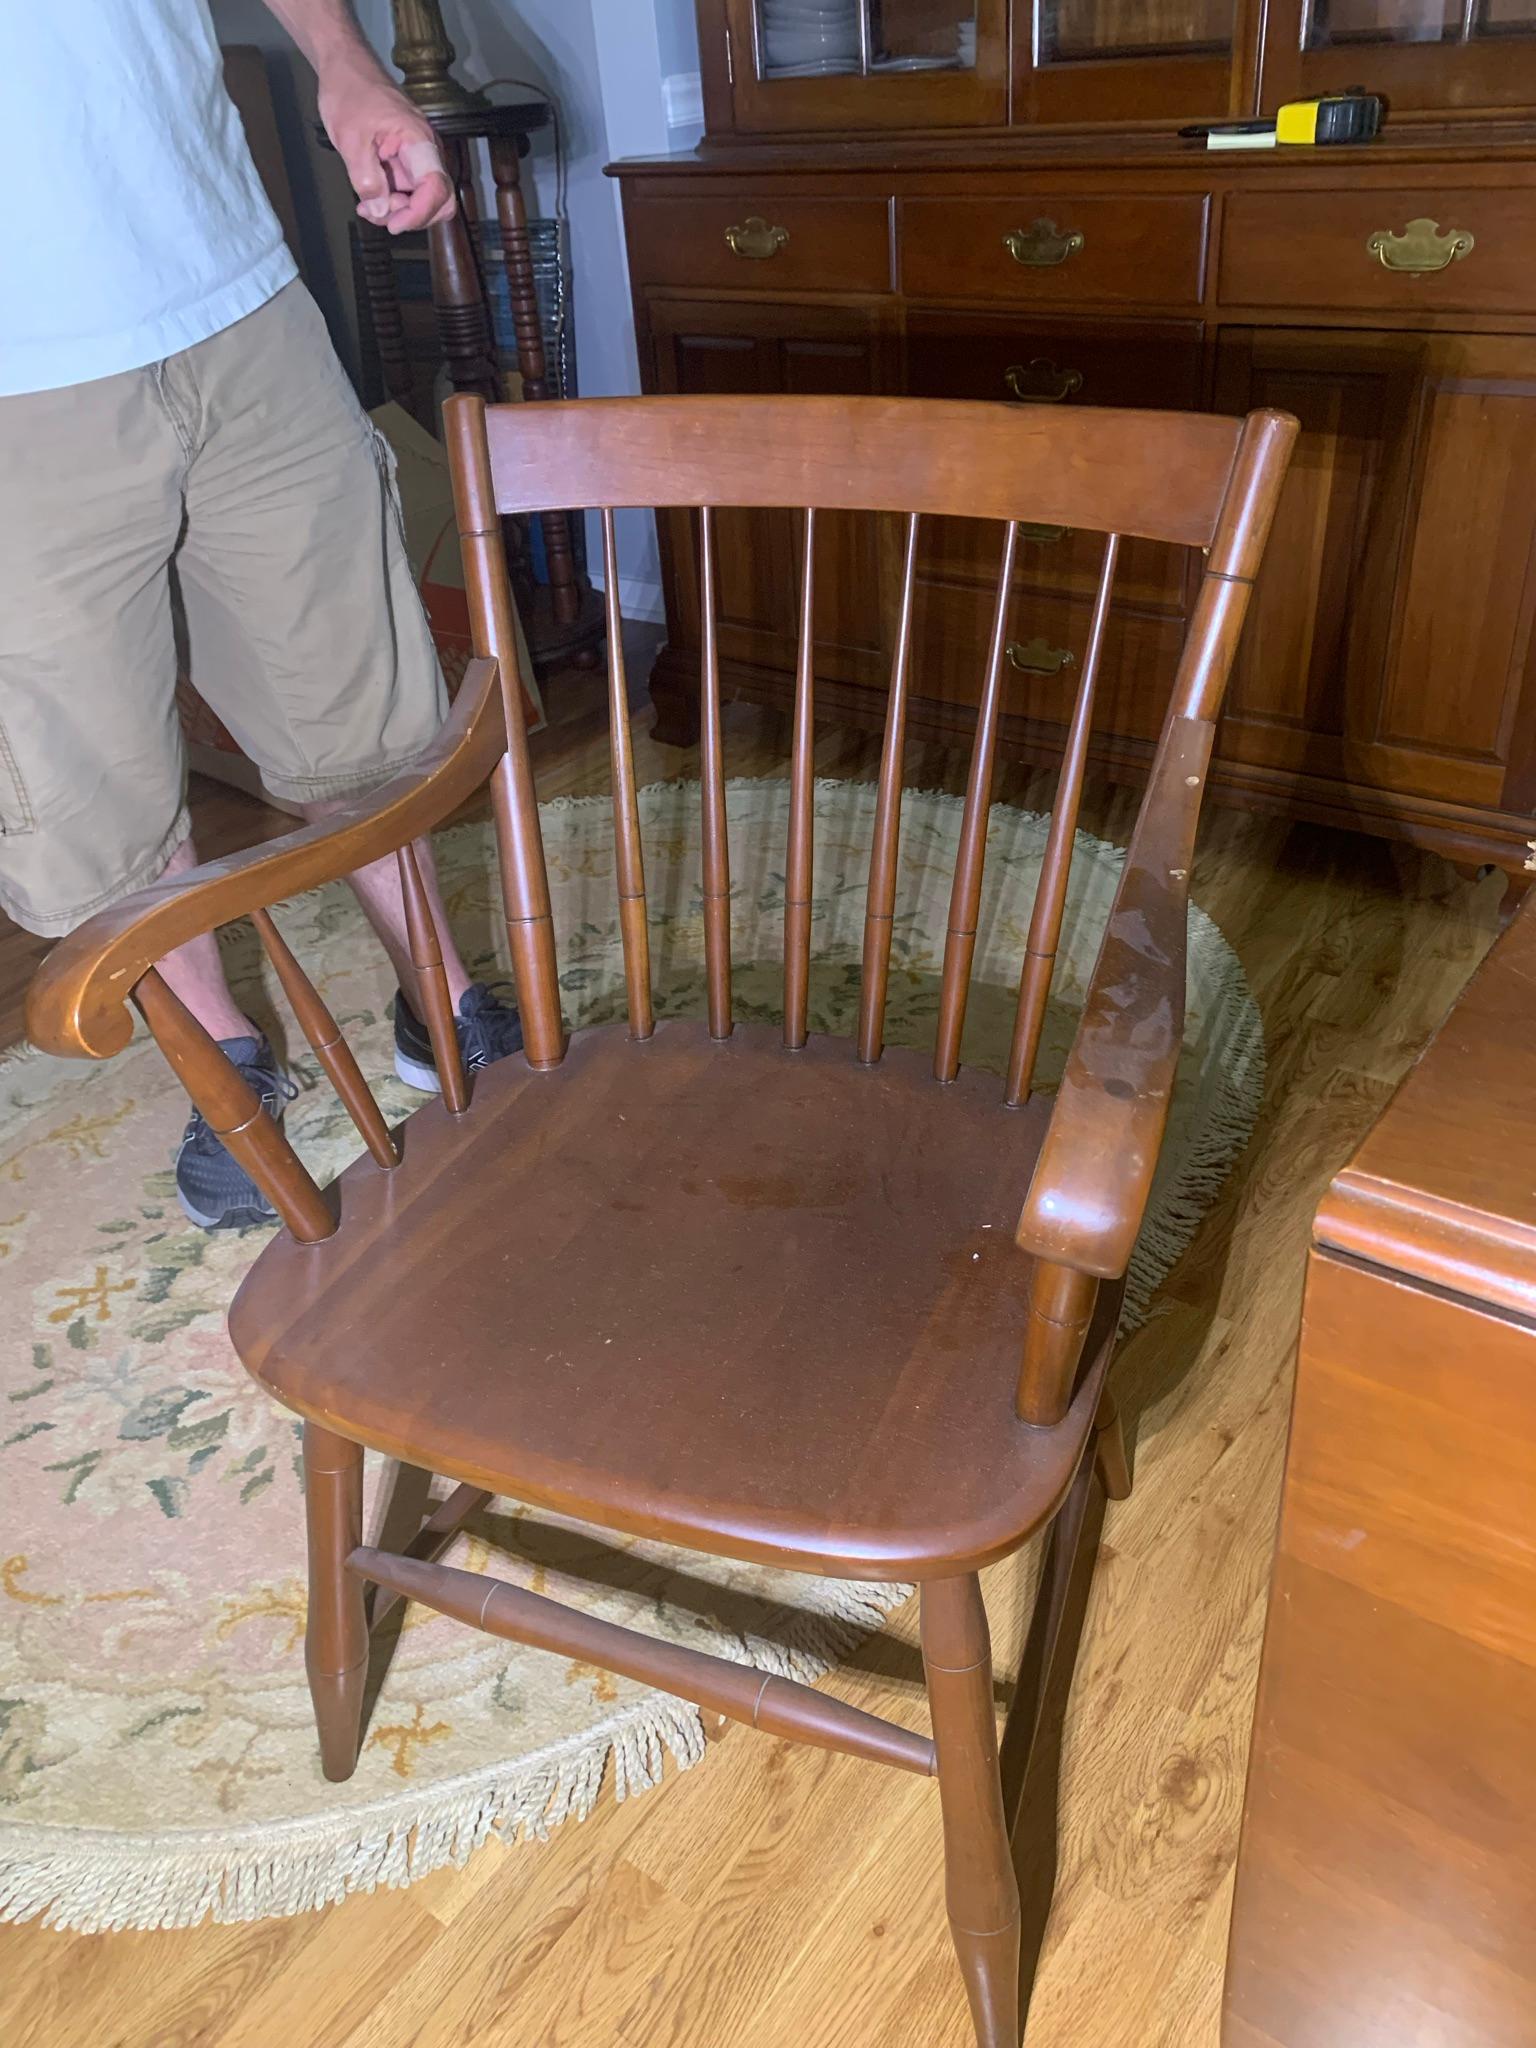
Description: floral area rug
0,777,1263,1933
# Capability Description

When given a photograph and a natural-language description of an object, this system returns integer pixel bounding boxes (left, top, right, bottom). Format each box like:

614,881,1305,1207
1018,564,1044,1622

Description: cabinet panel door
1213,329,1536,812
913,577,1186,745
645,298,896,688
905,309,1205,612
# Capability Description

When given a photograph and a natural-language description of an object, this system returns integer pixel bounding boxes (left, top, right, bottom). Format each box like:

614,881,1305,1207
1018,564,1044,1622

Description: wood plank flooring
0,669,1507,2047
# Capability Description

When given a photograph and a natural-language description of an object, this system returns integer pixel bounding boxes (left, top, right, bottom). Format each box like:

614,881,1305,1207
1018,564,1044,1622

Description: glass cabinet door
722,0,1008,130
1017,0,1247,122
1307,2,1536,44
754,0,978,80
1262,0,1536,113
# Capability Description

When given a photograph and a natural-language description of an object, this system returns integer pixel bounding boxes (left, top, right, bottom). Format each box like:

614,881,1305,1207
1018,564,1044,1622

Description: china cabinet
612,0,1536,873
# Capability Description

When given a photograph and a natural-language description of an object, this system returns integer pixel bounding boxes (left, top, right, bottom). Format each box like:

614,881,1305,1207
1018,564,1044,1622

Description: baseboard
663,71,705,132
588,570,667,625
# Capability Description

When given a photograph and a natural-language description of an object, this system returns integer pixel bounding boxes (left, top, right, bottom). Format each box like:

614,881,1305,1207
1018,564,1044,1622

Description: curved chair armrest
26,656,507,1062
1015,715,1217,1281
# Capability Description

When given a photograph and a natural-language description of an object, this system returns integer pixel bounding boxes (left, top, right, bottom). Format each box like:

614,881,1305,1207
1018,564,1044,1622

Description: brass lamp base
390,0,490,118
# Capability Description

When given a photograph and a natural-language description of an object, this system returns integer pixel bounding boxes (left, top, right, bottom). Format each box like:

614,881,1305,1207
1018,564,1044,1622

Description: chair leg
1092,1387,1132,1502
922,1573,1022,2048
302,1422,368,1782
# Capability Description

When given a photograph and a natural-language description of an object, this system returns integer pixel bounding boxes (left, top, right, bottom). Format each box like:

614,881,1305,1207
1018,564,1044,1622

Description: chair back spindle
445,402,566,1069
600,509,654,1041
698,505,733,1040
856,512,921,1065
934,521,1021,1084
398,841,469,1113
134,969,336,1242
783,508,817,1051
252,908,398,1168
1005,532,1121,1108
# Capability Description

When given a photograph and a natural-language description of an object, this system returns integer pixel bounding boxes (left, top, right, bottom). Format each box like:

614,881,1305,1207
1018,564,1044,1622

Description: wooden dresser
611,2,1536,875
1224,894,1536,2046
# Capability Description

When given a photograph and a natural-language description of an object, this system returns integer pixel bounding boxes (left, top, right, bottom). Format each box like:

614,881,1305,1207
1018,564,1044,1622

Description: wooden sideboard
1224,894,1536,2046
610,3,1536,876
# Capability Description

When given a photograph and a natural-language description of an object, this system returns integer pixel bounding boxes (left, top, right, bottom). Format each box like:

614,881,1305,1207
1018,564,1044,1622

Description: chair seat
231,1020,1119,1579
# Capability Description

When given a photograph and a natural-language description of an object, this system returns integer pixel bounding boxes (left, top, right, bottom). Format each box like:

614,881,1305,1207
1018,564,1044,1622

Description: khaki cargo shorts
0,280,447,936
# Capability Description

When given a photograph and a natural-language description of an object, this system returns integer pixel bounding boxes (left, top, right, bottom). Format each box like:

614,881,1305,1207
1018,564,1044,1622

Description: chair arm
1015,715,1217,1282
26,656,507,1062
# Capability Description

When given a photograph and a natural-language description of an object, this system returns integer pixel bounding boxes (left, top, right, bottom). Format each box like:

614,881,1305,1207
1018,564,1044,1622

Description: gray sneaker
392,982,524,1093
174,1035,296,1231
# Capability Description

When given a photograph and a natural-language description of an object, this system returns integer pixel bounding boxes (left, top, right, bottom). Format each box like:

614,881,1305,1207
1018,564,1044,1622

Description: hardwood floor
0,667,1507,2048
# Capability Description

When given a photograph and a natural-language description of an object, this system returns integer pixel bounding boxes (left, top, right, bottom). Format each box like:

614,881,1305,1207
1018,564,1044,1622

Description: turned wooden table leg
303,1422,368,1782
923,1573,1023,2048
490,132,583,634
357,223,415,413
428,140,499,402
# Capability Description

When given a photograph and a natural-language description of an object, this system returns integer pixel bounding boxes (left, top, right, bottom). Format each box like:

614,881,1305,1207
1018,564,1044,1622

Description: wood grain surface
0,659,1505,2048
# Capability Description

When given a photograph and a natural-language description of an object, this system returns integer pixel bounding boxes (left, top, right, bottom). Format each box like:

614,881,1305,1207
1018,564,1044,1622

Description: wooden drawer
912,578,1184,745
1219,188,1536,315
905,311,1203,612
900,195,1208,308
623,196,893,296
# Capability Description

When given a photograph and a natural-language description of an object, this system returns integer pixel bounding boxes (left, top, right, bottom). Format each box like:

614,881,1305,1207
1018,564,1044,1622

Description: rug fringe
0,1697,700,1934
0,1578,910,1935
1123,902,1266,1331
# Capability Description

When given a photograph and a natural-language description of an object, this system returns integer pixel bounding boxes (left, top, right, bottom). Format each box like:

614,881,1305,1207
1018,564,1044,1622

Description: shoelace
458,982,523,1073
181,1063,299,1152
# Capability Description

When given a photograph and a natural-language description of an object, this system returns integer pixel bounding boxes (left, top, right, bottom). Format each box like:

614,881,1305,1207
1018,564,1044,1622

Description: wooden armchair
26,391,1294,2046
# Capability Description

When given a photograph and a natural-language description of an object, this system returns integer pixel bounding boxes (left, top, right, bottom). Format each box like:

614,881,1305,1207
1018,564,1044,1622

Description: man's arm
262,1,455,234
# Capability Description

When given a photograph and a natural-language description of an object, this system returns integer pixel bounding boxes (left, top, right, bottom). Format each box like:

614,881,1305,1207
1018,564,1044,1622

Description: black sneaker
175,1035,297,1231
393,982,525,1093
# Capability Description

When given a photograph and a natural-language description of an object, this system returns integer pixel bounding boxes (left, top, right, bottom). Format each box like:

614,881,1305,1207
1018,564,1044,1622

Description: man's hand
318,49,456,235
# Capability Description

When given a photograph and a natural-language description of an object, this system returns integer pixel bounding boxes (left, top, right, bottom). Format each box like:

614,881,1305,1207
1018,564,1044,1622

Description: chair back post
1170,407,1299,727
445,394,566,1069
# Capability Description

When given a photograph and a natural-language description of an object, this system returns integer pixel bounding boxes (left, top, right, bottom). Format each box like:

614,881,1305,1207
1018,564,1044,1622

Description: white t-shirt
1,1,298,396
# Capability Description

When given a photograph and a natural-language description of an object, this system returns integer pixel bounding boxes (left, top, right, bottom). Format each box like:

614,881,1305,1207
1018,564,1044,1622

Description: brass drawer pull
724,216,788,261
1005,359,1083,405
1003,217,1084,267
1365,217,1475,274
1007,637,1076,676
1020,522,1070,545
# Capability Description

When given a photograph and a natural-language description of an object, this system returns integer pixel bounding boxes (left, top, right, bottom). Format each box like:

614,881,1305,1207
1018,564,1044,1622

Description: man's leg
298,805,471,1011
154,818,470,1042
152,839,255,1040
0,371,192,947
169,282,518,1082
